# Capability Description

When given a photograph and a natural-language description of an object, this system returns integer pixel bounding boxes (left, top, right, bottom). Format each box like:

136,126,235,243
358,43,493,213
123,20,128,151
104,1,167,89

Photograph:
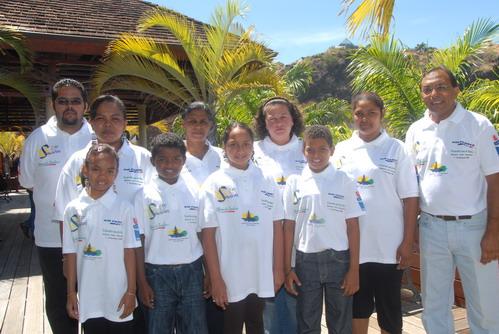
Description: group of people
18,65,498,334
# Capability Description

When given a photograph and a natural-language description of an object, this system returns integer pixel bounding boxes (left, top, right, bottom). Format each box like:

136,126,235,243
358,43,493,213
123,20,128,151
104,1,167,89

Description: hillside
289,44,499,104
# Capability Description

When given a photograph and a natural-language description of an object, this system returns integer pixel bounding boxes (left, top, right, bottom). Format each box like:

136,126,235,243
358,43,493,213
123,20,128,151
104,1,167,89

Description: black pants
206,297,224,334
83,317,134,334
37,246,78,334
223,294,265,334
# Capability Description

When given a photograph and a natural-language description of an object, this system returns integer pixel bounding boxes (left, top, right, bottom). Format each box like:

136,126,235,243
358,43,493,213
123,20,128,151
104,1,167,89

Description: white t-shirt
199,162,284,303
134,174,203,265
19,116,93,247
62,188,141,323
405,103,499,215
54,139,153,221
283,164,365,253
332,131,419,264
182,141,223,186
254,135,307,195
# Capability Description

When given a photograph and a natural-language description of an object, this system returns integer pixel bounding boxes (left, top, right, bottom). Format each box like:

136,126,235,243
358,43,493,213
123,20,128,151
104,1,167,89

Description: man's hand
341,268,359,296
284,270,301,296
66,292,79,320
138,281,155,309
396,240,413,269
480,228,499,264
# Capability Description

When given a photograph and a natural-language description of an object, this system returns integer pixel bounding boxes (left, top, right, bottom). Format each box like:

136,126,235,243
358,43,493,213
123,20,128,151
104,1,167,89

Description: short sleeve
344,176,366,219
54,158,82,221
396,143,420,199
198,184,219,229
123,204,141,248
18,133,36,189
283,176,298,221
272,181,284,221
404,125,417,165
133,190,146,235
478,122,499,176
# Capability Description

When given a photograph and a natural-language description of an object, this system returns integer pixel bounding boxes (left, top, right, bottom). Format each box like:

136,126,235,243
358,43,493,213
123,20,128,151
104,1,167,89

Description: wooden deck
0,191,469,334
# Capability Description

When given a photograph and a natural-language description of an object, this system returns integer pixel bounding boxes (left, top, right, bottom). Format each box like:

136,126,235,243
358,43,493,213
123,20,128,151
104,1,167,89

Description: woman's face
353,99,383,142
224,127,253,170
183,108,212,143
90,101,127,147
264,103,294,145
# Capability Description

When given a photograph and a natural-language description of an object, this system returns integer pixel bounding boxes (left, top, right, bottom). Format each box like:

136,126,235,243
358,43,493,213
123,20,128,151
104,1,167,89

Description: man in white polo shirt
19,79,93,334
405,66,499,334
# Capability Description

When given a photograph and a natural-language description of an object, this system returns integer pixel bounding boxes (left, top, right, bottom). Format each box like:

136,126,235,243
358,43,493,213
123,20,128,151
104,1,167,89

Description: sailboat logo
168,226,188,238
357,175,374,185
242,210,259,222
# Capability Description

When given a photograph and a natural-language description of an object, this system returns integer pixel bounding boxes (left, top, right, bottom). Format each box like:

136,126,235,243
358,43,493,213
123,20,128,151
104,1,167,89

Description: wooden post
138,104,147,148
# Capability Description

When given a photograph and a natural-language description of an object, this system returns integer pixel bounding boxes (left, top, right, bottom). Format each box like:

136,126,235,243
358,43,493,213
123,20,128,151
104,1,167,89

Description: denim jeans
295,249,352,334
145,257,208,334
419,211,499,334
263,287,297,334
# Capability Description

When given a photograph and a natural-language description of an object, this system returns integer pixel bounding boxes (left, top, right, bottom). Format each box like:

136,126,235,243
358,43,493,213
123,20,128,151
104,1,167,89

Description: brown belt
426,212,473,221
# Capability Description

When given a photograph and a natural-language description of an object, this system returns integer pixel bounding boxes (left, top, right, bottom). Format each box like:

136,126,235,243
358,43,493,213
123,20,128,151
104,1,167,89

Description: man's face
53,86,87,128
421,70,459,121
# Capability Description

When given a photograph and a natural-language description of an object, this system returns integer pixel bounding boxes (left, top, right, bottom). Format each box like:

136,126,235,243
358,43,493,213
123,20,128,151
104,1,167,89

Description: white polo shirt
19,116,93,247
254,135,307,195
62,188,141,323
284,164,365,253
54,139,153,221
182,141,223,186
332,131,419,264
405,103,499,215
134,174,203,265
199,162,284,303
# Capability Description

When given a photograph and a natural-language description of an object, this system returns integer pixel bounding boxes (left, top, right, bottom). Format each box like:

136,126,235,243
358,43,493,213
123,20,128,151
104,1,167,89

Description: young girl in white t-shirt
63,144,141,334
199,122,284,334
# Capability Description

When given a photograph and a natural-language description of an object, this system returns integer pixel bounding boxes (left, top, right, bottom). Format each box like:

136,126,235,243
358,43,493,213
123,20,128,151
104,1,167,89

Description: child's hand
118,291,136,319
66,292,79,320
396,240,413,270
210,276,229,310
273,267,285,292
203,274,212,299
341,268,359,296
284,270,301,296
138,281,155,309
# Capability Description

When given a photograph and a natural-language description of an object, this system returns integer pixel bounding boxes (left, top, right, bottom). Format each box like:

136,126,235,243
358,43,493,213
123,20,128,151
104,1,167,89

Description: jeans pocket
331,250,350,264
145,264,158,281
418,213,430,228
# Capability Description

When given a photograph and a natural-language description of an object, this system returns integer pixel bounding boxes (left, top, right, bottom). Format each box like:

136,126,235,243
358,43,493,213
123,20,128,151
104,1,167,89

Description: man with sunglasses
19,78,93,334
405,66,499,334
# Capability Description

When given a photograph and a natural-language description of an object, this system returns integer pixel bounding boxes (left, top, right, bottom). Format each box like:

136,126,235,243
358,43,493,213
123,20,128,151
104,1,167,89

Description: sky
152,0,499,64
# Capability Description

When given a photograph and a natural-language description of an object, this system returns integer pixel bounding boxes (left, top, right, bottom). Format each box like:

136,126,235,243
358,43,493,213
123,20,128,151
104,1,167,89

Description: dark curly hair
303,125,333,148
253,97,304,140
150,132,187,159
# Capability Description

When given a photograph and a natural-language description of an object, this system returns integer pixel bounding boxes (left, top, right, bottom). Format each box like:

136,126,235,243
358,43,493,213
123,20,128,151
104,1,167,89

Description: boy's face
152,147,186,184
304,137,333,173
82,152,117,199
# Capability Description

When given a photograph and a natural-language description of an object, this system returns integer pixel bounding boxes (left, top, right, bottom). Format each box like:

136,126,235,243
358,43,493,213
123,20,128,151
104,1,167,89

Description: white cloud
262,28,346,48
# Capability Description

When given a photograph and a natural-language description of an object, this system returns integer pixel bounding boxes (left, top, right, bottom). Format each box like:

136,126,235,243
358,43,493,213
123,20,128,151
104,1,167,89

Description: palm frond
431,19,498,86
0,25,32,72
0,70,41,111
340,0,395,38
460,78,499,128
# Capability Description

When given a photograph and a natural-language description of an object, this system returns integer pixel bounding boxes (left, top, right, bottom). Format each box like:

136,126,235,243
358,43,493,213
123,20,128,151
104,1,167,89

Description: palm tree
340,0,395,38
0,25,40,112
93,0,284,125
347,19,498,138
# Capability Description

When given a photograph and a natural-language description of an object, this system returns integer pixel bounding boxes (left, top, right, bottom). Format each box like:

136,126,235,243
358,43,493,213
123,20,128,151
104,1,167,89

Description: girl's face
303,137,333,173
353,99,383,142
264,104,294,145
82,152,117,199
90,101,127,148
152,147,185,185
183,108,212,143
224,127,253,170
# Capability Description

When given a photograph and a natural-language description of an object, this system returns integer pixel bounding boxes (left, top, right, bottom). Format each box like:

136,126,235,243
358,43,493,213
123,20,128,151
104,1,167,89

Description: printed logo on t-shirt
308,213,325,225
275,175,287,185
215,186,238,202
70,213,87,242
357,175,374,185
356,191,366,211
493,134,499,155
429,162,447,173
132,218,141,241
293,190,301,205
147,203,169,220
413,141,421,155
37,144,61,159
83,243,102,257
168,226,188,238
241,210,259,223
69,214,81,232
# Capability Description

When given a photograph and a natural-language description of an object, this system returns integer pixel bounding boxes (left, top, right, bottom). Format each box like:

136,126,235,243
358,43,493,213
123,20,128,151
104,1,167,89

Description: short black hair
150,132,187,159
89,95,126,119
254,96,304,140
51,78,87,104
181,101,215,123
303,125,333,148
222,122,254,145
422,65,459,88
351,92,384,111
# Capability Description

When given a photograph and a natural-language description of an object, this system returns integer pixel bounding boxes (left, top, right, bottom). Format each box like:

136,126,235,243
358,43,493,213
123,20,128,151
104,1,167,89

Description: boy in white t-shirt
63,144,141,334
134,133,208,334
283,125,365,334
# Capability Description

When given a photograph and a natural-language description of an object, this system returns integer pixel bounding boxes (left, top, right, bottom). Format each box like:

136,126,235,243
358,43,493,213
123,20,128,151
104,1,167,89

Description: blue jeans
419,211,499,334
145,257,208,334
295,249,352,334
263,287,297,334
